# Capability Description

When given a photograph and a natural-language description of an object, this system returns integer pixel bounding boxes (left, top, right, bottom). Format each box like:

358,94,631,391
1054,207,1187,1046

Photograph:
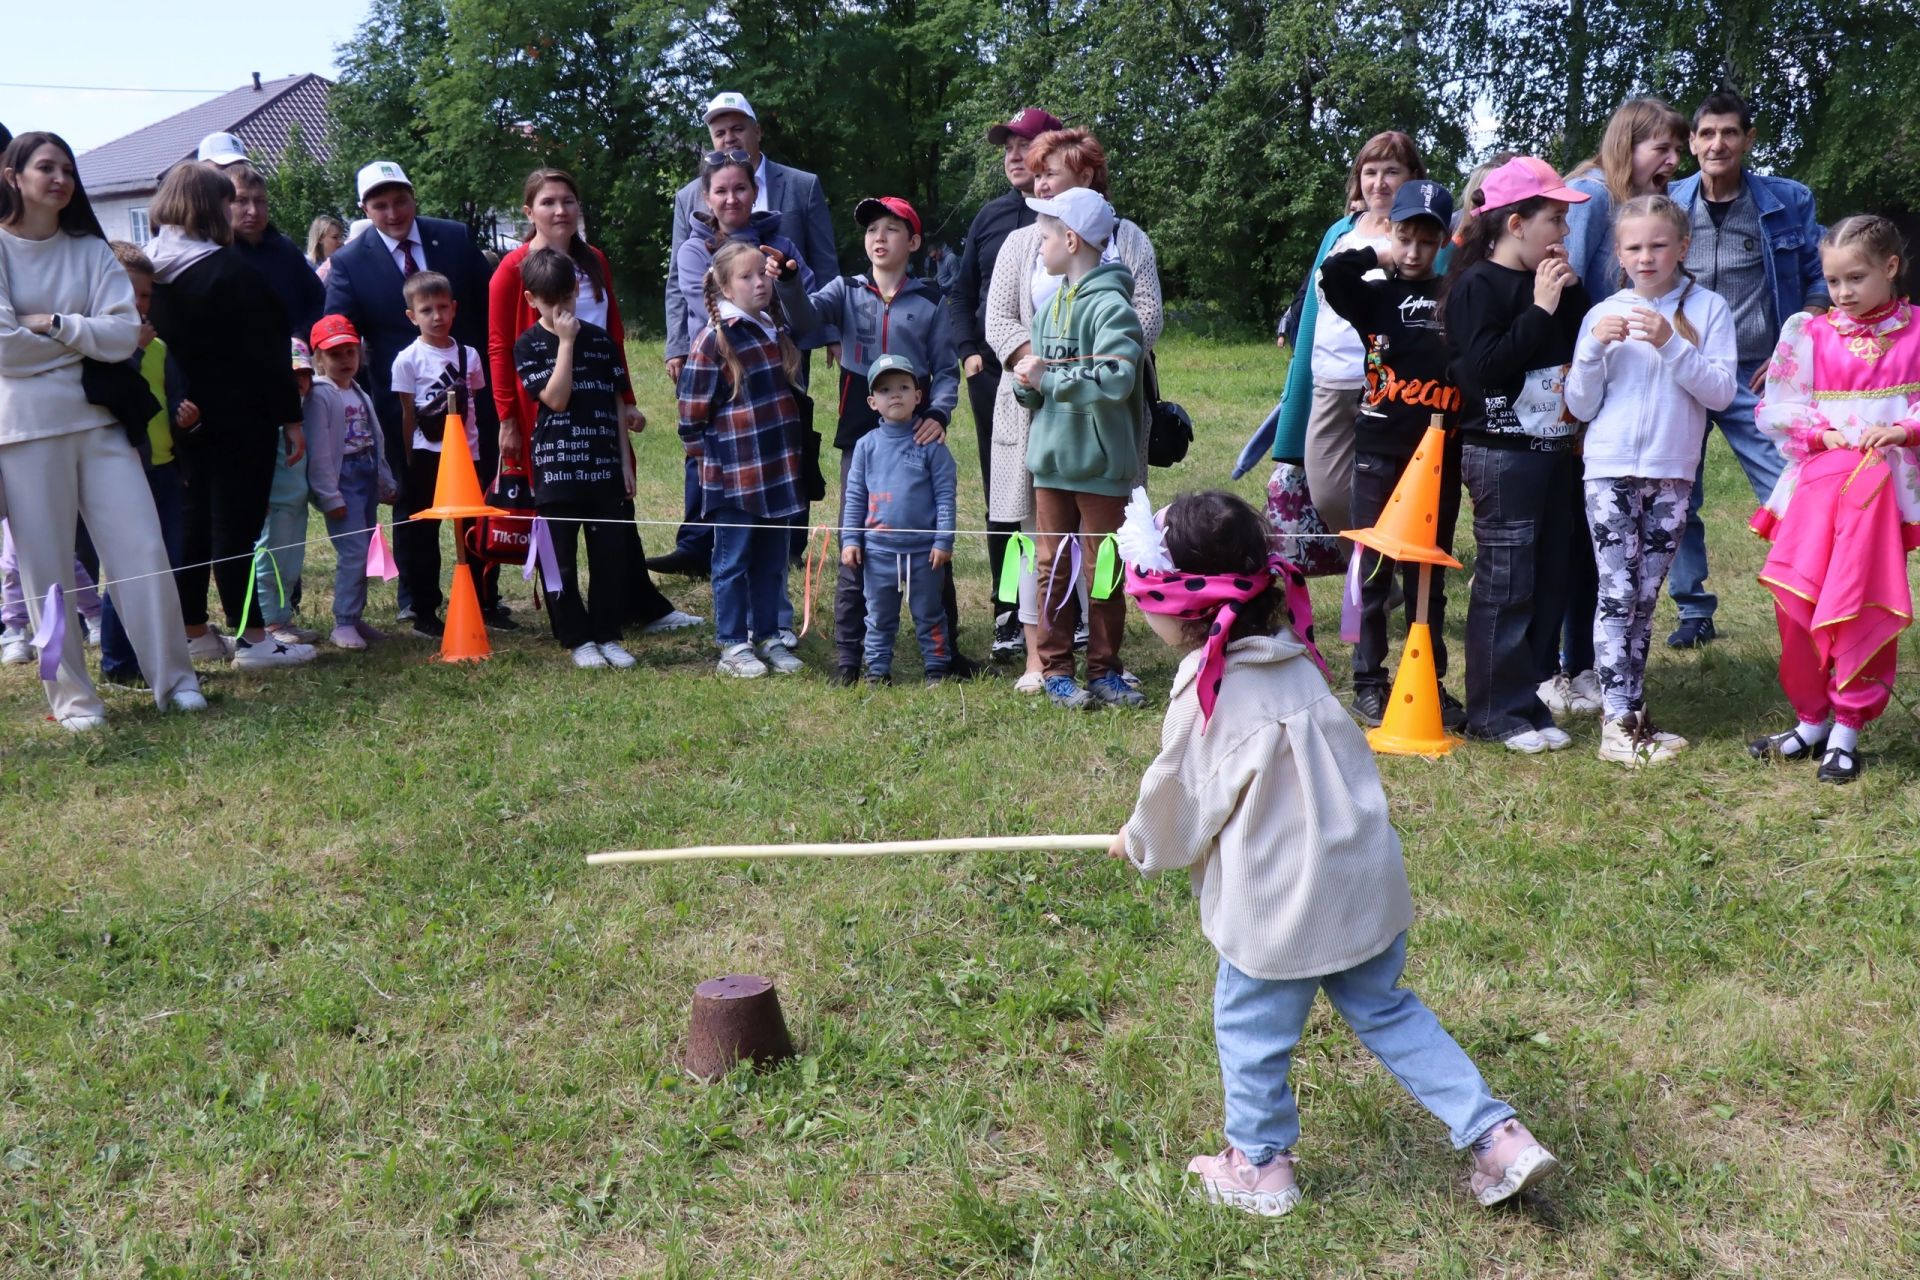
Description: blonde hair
1822,215,1907,279
306,214,346,264
1614,193,1699,345
702,240,801,394
1568,98,1687,206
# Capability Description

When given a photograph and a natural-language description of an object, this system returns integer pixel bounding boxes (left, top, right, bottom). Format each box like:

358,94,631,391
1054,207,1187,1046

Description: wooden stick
587,834,1114,867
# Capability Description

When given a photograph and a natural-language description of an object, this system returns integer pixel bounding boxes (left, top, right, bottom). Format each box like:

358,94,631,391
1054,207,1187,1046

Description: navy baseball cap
1389,180,1454,230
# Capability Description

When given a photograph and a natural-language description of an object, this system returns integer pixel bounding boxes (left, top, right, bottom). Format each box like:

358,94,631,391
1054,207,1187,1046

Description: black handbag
81,356,163,458
1142,352,1193,468
792,386,827,503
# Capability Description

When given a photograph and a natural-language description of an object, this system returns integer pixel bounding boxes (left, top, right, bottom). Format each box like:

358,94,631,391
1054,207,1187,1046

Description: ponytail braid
1670,266,1700,347
702,267,746,394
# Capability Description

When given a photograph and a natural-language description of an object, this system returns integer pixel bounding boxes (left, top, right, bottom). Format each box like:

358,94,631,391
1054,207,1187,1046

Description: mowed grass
2,333,1918,1278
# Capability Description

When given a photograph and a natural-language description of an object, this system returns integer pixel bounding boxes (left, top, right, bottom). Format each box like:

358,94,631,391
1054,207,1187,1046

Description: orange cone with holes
1342,416,1460,756
412,414,505,663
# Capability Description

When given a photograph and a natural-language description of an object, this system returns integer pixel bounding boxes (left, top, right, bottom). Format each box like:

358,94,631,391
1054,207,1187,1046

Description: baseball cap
868,353,922,383
1025,188,1116,246
356,160,413,203
1389,180,1455,230
987,108,1064,146
703,92,757,123
310,315,360,351
854,196,922,238
196,132,248,166
1477,157,1589,210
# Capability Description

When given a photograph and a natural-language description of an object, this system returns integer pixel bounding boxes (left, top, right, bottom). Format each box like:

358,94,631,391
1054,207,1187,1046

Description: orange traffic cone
413,414,507,520
434,563,492,663
1343,414,1460,757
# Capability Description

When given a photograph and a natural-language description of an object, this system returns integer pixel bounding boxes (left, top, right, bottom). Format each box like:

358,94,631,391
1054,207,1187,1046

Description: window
128,208,149,243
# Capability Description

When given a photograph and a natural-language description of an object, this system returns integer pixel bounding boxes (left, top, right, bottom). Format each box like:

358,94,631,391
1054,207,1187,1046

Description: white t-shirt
1309,226,1395,386
390,338,485,453
573,265,609,331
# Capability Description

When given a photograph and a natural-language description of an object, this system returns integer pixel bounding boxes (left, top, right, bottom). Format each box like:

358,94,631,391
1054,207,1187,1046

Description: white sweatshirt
0,227,142,444
1122,631,1414,981
1564,278,1738,482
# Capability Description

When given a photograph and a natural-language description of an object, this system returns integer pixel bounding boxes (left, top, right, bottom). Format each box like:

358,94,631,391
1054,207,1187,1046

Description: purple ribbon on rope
522,516,562,592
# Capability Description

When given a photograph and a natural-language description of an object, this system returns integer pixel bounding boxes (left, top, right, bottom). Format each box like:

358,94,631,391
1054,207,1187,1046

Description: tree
261,123,351,248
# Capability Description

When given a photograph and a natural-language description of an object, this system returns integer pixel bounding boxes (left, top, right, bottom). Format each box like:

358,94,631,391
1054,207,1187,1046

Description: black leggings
174,424,278,631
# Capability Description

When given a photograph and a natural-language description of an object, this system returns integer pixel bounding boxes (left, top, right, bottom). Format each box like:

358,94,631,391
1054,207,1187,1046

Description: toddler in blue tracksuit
838,354,957,684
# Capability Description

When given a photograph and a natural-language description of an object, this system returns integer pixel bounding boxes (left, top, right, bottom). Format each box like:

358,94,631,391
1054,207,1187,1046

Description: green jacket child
1014,260,1145,496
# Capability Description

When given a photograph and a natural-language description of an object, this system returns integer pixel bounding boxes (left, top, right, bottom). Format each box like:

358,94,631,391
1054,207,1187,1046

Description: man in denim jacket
1662,89,1828,649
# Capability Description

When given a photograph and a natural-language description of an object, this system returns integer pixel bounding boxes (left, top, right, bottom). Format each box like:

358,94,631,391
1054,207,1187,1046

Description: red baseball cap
987,108,1063,146
310,314,361,351
855,196,922,238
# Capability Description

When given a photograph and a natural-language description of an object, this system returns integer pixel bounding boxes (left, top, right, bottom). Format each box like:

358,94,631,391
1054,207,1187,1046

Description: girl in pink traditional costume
1748,217,1919,783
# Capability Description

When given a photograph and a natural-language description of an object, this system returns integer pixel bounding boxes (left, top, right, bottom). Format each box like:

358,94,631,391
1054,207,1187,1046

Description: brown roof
77,74,333,198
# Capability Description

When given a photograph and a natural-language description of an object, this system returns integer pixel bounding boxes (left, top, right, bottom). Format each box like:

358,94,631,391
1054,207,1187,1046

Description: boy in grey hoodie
838,354,958,684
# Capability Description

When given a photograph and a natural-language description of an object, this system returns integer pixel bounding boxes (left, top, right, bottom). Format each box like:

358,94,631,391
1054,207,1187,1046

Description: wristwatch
48,314,63,338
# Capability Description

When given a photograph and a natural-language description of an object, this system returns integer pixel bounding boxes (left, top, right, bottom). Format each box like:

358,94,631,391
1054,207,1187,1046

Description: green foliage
260,123,352,250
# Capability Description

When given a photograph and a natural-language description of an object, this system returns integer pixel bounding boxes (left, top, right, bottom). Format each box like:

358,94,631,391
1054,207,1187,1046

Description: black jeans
399,447,446,621
1557,462,1598,674
618,499,676,625
540,498,631,648
1460,444,1575,739
1349,443,1461,692
174,423,277,631
833,447,960,669
966,361,1020,606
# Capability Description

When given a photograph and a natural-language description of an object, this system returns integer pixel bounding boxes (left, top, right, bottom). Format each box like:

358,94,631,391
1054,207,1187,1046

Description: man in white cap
322,160,508,635
652,91,840,579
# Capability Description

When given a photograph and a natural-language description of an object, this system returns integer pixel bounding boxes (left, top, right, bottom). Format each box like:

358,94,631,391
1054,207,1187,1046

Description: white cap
356,160,413,204
1025,188,1116,247
703,92,757,124
196,132,248,166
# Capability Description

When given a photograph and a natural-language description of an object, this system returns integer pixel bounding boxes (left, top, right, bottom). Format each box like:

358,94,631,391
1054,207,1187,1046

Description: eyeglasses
703,149,753,169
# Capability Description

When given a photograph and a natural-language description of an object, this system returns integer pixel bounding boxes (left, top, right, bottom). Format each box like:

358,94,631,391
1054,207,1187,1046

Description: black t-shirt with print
514,320,630,505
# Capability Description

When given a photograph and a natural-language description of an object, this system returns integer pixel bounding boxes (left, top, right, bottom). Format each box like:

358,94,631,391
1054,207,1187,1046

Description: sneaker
599,641,637,669
330,624,368,651
1439,688,1468,732
59,712,108,733
1044,675,1092,709
1598,710,1687,766
863,670,893,687
756,639,804,674
1666,617,1717,649
1014,670,1046,695
1,626,31,665
1352,684,1389,727
1119,668,1142,690
84,616,103,646
1072,623,1089,652
1564,669,1602,714
641,609,703,634
1089,673,1146,708
1503,728,1551,754
830,665,860,687
990,610,1023,659
1470,1119,1559,1206
397,607,417,624
482,607,519,632
169,689,208,713
232,638,314,668
1537,673,1573,715
352,620,387,643
1537,725,1574,751
1186,1148,1302,1218
925,671,949,687
716,642,767,678
410,616,446,640
572,643,609,669
186,627,235,664
267,623,320,645
777,628,800,651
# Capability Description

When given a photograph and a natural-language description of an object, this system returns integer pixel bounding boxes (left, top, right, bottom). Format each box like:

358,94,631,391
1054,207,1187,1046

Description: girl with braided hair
677,240,809,677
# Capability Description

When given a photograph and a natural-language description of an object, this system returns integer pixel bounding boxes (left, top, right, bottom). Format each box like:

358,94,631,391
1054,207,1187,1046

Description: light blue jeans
1215,933,1513,1163
253,431,310,627
1668,360,1782,622
324,450,381,626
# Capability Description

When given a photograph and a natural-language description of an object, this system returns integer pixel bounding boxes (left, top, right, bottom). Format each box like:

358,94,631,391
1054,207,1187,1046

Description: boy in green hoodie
1012,186,1146,708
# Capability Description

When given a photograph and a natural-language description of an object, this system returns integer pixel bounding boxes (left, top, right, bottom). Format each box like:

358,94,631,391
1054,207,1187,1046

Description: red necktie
401,240,419,277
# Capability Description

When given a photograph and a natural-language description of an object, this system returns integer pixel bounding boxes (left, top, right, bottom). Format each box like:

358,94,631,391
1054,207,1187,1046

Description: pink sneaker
1186,1147,1301,1217
1470,1118,1559,1206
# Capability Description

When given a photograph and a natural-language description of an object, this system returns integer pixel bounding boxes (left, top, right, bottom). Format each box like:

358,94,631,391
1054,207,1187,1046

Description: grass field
2,333,1917,1278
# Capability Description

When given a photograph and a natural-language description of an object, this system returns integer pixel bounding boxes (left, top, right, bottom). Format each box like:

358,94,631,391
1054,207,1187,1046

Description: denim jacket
1667,169,1828,338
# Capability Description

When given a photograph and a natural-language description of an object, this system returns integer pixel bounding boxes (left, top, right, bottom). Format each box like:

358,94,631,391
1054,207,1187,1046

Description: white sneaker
169,689,208,713
1598,712,1687,766
269,622,321,645
59,712,108,732
1,626,31,665
717,642,767,678
572,642,609,669
84,616,102,646
598,641,637,669
1537,673,1572,715
776,628,800,650
756,639,804,674
1014,670,1046,695
641,609,703,634
1537,725,1574,751
232,638,315,668
1503,728,1551,754
330,624,367,650
187,627,235,664
1565,669,1603,715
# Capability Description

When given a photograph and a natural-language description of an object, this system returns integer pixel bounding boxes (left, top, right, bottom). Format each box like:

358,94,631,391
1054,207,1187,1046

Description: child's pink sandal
1186,1147,1302,1217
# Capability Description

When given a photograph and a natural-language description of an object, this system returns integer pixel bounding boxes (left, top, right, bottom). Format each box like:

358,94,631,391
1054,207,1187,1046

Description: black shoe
482,607,519,632
411,615,445,639
1748,726,1826,761
647,551,709,579
830,665,859,687
1439,688,1468,732
1666,617,1718,649
1816,745,1862,784
990,611,1023,660
947,653,987,681
1351,685,1388,727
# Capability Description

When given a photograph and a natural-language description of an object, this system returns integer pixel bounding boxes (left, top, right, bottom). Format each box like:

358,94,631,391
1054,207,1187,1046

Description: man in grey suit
653,91,840,579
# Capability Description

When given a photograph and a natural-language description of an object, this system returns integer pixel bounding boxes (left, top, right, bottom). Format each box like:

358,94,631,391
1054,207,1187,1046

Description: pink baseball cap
1477,157,1589,210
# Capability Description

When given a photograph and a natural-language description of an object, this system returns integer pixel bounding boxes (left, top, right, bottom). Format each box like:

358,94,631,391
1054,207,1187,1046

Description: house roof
77,74,334,198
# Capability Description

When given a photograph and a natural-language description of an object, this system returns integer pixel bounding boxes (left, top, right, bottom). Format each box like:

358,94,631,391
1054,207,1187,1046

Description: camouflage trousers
1584,477,1692,720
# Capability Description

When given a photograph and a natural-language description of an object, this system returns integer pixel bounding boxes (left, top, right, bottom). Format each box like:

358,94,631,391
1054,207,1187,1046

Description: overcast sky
0,2,374,155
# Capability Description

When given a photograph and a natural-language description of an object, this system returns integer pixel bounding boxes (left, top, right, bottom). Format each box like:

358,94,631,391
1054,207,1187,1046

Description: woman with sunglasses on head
669,150,817,368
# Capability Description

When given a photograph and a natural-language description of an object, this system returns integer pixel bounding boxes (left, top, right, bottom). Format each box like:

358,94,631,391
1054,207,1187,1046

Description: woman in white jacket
984,127,1163,690
1563,194,1736,765
0,132,200,730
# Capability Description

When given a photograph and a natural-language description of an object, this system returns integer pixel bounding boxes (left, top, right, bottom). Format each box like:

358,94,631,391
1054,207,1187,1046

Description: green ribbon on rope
1092,534,1120,599
998,532,1035,605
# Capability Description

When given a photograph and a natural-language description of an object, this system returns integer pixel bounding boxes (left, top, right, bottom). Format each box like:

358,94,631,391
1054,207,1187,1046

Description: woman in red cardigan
488,167,698,632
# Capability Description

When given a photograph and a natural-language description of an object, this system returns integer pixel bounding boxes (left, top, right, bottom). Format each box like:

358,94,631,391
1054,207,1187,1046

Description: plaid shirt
677,316,806,520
